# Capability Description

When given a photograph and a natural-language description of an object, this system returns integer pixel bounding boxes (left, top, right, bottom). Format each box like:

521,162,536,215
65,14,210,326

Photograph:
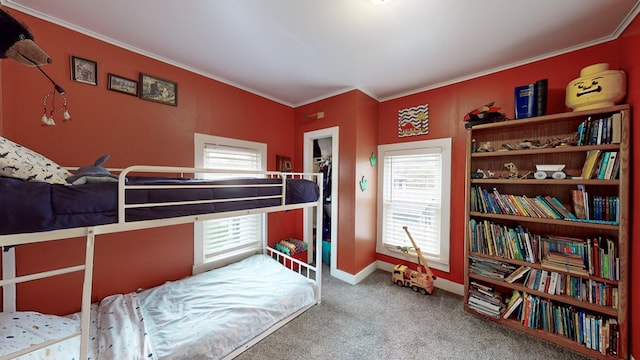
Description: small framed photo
70,55,97,85
139,73,177,106
107,73,138,96
276,155,292,172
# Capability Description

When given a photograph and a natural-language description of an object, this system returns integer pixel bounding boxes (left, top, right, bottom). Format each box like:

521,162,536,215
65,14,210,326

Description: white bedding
138,253,316,359
1,254,316,360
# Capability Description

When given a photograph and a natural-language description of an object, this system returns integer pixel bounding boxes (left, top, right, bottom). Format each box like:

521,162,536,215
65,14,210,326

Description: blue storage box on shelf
322,240,331,265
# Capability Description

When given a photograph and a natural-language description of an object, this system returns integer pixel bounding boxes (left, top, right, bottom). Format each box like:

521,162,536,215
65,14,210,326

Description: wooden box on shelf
463,105,629,360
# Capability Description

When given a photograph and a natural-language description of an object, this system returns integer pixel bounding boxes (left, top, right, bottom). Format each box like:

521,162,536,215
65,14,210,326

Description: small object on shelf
477,142,494,152
533,164,566,179
463,102,508,129
565,63,626,111
504,162,518,179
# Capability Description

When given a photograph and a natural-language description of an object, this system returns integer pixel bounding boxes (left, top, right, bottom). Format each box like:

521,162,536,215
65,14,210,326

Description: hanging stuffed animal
0,7,51,66
1,7,70,125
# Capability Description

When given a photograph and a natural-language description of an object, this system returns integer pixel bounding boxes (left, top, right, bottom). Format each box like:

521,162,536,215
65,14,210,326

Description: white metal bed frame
0,166,323,360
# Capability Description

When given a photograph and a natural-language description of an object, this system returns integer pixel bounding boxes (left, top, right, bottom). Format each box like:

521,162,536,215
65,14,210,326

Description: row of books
576,113,621,146
473,284,620,356
587,236,620,281
541,234,620,281
512,266,619,308
471,186,576,220
468,255,517,281
539,234,589,276
468,219,539,263
467,281,505,318
569,186,619,223
517,292,620,356
580,150,620,180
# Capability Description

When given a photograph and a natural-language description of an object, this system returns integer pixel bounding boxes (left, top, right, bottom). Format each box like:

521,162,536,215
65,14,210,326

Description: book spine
514,84,536,119
535,79,548,116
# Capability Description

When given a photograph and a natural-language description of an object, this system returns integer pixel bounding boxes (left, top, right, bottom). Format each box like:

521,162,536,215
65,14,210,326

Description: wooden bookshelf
463,105,629,360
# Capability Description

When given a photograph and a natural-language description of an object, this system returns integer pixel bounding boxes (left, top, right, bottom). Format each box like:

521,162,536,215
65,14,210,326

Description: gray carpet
235,266,592,360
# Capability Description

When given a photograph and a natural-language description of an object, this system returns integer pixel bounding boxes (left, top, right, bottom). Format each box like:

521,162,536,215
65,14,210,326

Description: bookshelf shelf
469,212,619,230
468,273,619,316
471,143,620,158
463,308,618,360
471,179,619,186
469,252,619,286
464,105,629,360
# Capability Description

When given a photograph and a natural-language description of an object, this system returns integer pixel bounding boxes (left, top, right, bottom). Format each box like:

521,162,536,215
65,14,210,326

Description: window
193,134,267,271
376,138,451,272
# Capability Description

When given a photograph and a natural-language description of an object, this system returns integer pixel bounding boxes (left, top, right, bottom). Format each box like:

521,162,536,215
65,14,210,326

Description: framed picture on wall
70,56,98,85
139,73,178,106
276,155,292,172
107,73,138,96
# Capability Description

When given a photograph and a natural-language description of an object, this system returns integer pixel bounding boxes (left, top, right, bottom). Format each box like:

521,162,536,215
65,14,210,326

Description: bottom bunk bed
0,251,319,360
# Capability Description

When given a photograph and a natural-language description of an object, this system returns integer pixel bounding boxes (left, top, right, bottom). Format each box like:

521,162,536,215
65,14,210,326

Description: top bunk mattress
0,176,319,236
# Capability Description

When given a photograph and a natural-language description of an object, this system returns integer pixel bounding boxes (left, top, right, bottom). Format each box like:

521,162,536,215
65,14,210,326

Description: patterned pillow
0,136,71,184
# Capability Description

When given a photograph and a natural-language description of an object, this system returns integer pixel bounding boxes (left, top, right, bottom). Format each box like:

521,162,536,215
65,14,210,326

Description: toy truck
391,226,436,295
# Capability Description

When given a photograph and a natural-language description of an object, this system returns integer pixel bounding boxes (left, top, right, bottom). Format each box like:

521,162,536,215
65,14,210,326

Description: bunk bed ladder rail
0,228,96,360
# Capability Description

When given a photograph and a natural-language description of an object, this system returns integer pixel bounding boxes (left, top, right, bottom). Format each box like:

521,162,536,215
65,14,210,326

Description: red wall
0,10,298,315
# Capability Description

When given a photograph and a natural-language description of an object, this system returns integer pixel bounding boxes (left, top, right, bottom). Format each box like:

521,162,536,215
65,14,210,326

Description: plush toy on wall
1,7,69,125
0,7,51,66
565,63,626,111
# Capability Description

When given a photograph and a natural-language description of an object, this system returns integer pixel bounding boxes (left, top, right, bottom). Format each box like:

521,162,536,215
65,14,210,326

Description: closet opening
303,127,339,277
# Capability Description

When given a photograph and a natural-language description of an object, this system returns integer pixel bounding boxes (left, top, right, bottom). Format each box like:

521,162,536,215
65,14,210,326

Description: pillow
0,136,71,184
0,311,80,358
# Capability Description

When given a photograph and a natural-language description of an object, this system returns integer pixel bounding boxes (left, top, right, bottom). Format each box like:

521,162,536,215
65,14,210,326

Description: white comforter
1,254,316,360
139,254,316,359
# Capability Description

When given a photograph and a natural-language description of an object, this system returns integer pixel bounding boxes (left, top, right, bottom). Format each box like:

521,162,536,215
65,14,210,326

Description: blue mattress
0,176,319,236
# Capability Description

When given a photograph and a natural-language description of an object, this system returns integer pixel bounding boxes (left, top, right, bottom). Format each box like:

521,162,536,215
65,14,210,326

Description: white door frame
304,127,339,277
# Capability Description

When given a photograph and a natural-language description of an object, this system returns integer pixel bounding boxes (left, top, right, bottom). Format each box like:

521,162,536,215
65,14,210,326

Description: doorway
304,127,338,277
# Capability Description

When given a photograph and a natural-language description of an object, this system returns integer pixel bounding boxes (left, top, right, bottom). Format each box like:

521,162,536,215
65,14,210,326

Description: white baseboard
331,261,378,285
330,260,464,296
377,260,464,296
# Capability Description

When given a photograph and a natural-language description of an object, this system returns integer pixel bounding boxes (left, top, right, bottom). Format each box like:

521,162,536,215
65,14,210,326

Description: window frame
193,133,267,273
376,138,452,272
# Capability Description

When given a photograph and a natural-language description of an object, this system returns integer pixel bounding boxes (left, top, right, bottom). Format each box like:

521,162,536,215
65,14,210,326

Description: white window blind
201,143,263,257
377,138,451,271
193,134,267,267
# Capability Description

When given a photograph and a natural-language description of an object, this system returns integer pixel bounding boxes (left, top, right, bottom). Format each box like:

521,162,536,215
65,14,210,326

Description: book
537,270,549,292
504,265,531,283
514,84,536,119
597,151,611,179
579,185,590,220
581,150,601,179
611,112,622,143
571,189,586,219
534,79,548,117
547,271,559,295
548,196,577,219
603,152,618,180
502,290,523,319
535,195,561,219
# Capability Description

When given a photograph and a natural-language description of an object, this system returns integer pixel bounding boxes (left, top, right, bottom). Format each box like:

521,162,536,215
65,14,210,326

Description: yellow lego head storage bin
565,63,626,111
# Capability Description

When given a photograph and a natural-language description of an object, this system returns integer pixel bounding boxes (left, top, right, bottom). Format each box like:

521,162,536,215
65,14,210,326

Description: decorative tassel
41,90,71,126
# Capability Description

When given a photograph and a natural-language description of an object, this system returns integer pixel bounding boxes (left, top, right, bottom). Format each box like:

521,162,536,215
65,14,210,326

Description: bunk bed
0,164,324,360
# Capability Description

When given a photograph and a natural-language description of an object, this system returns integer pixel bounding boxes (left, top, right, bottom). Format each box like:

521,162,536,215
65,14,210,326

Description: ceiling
3,0,640,107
